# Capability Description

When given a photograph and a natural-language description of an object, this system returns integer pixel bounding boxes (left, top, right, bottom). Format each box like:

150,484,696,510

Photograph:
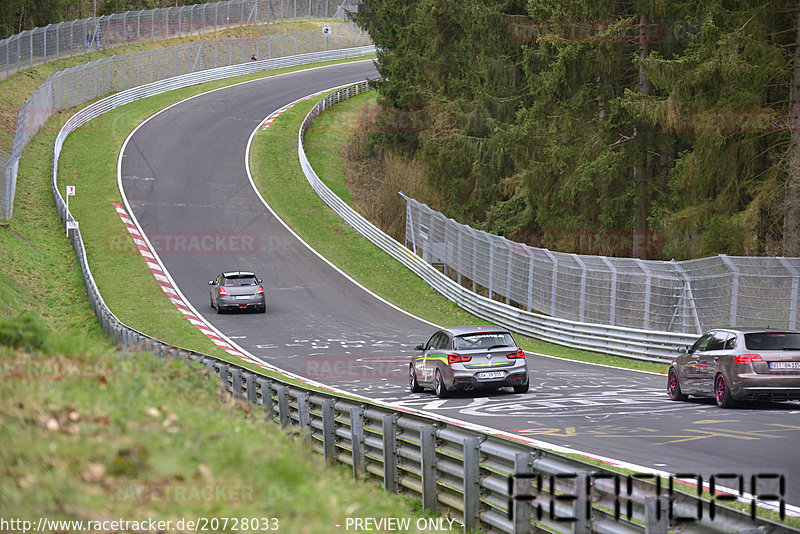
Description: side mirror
413,344,424,351
678,345,689,354
257,278,262,284
208,280,216,285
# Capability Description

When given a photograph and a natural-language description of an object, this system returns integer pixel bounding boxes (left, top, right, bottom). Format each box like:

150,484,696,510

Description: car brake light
734,354,762,364
448,353,471,364
256,286,264,294
507,349,525,359
218,287,228,296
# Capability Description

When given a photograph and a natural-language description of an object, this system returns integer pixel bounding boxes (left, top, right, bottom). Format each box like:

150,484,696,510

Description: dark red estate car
667,328,800,408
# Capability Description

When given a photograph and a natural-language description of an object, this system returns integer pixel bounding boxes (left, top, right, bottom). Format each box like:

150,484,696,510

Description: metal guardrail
45,56,796,533
297,84,697,363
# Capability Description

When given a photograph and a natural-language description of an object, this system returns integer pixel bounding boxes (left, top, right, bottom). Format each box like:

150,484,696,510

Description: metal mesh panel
402,194,800,334
0,0,353,81
0,24,370,220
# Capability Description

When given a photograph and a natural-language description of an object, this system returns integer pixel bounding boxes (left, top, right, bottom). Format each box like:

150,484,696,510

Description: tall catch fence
0,0,361,80
0,22,370,221
402,195,800,335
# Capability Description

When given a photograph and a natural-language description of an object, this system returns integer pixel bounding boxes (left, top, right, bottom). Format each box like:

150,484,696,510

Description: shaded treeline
353,0,800,259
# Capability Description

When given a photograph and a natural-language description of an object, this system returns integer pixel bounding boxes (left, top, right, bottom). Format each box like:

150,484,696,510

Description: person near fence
251,54,257,62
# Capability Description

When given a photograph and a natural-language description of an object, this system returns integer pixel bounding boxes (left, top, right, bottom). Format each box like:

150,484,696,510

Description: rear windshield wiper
487,344,510,350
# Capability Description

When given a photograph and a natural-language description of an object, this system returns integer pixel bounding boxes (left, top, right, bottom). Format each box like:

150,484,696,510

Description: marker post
66,185,76,237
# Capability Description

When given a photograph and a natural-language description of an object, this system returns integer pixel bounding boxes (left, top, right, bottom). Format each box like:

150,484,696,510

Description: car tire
409,364,423,393
667,369,688,401
715,374,738,408
434,369,449,399
513,380,529,394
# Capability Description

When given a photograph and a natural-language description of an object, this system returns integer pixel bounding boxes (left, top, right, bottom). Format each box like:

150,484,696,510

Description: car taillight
734,354,762,364
448,353,471,364
507,349,526,359
218,287,228,296
256,286,264,294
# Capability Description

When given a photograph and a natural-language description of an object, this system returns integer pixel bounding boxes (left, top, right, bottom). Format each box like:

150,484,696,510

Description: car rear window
224,276,258,287
455,332,515,350
744,332,800,350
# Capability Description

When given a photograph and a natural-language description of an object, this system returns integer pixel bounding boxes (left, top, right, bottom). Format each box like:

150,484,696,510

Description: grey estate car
209,271,266,313
409,325,529,398
667,328,800,408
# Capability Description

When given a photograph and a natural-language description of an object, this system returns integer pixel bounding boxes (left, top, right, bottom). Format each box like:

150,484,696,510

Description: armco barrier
48,58,795,532
297,84,697,363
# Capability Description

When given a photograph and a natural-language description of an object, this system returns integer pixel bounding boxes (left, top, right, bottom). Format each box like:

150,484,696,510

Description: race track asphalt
118,59,800,508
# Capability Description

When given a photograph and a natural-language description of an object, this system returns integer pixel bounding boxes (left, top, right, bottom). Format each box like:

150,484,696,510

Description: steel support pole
382,414,398,493
421,424,437,511
322,399,336,465
463,437,481,531
350,406,365,478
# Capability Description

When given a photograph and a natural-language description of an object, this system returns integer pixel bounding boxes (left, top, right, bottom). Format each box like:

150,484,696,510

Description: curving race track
117,60,800,508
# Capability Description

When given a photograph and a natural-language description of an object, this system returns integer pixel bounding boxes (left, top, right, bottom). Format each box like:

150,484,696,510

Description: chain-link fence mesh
0,0,362,80
0,23,370,220
402,194,800,334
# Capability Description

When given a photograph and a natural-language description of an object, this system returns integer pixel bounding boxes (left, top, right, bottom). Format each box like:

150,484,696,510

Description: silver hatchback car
409,325,529,398
667,328,800,407
208,271,266,314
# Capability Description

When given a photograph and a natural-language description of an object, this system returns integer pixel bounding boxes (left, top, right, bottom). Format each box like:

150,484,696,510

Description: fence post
463,437,481,531
298,392,312,444
350,406,365,478
644,496,668,534
778,257,799,330
218,364,230,395
571,473,590,534
719,254,740,327
322,399,336,465
259,379,274,420
245,373,257,403
420,424,437,511
512,452,534,534
636,259,653,329
232,367,242,397
382,414,397,493
602,256,617,326
277,386,289,428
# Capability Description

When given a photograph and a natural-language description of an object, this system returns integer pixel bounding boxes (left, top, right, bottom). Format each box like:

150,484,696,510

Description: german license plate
769,361,800,369
478,371,504,379
235,295,250,300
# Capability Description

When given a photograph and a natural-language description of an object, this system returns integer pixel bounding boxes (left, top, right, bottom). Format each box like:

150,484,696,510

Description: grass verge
0,316,433,530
